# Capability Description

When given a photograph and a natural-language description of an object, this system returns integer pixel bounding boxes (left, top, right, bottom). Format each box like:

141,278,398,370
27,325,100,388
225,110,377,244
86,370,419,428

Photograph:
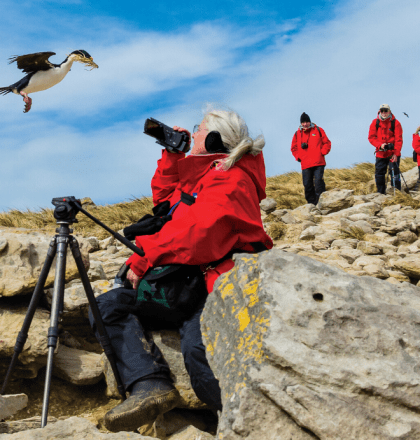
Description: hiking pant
89,288,222,411
375,156,401,194
302,165,326,205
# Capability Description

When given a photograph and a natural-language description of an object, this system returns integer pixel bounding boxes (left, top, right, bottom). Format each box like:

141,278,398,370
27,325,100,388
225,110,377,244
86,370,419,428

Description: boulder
202,250,420,440
397,230,418,244
327,202,381,220
401,165,420,189
356,241,382,255
0,417,57,434
299,226,324,240
0,230,89,297
317,189,354,214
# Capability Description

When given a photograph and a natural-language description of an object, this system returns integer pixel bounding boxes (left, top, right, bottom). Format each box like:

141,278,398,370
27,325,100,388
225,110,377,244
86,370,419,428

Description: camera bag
135,264,207,326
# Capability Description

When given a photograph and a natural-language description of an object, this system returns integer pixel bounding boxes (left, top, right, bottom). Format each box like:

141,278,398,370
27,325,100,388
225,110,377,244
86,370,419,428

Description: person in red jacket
412,125,420,191
90,108,273,432
368,104,403,194
291,112,331,204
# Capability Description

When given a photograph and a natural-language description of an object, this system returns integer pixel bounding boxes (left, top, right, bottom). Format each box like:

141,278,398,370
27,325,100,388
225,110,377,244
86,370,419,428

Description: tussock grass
0,158,417,238
382,191,420,210
339,226,366,241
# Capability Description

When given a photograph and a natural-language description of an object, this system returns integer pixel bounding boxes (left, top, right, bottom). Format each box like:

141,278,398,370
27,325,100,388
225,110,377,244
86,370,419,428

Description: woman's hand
126,269,141,290
390,154,398,163
173,126,191,153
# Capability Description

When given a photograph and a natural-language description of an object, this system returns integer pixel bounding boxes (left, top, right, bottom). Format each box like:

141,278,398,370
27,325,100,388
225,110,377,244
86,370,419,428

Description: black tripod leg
41,236,68,427
69,237,126,400
1,237,57,396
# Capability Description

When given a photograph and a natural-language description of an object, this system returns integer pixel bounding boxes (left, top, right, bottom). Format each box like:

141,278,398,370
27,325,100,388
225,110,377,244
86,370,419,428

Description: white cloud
1,0,420,212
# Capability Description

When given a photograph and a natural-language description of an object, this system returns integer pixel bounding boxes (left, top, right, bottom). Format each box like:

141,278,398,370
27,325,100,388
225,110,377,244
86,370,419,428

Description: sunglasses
380,109,389,113
193,124,200,133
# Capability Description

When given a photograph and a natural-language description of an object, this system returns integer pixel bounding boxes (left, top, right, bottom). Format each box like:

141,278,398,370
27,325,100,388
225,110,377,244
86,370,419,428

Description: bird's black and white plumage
403,112,409,118
0,50,98,113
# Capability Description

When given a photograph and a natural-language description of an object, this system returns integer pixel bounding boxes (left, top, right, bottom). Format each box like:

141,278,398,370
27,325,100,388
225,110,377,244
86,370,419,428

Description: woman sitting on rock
89,107,273,432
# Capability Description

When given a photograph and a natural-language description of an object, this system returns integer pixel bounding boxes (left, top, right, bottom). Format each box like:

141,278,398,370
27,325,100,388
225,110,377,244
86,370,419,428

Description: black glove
123,214,172,241
152,201,171,217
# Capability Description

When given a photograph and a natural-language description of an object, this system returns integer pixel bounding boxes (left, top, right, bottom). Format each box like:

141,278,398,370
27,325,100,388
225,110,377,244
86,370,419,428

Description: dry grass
0,197,154,239
0,158,417,238
382,191,420,210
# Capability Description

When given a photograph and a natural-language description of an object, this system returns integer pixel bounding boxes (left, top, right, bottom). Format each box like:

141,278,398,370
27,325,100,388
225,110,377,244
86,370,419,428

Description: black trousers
302,165,326,204
89,288,222,411
375,156,401,194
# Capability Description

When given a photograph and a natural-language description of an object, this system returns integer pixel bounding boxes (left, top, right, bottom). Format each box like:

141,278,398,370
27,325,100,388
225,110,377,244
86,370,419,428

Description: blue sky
0,0,419,211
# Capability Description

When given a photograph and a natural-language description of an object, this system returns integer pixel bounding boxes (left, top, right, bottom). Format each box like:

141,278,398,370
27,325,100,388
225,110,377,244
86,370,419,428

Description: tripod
1,197,145,427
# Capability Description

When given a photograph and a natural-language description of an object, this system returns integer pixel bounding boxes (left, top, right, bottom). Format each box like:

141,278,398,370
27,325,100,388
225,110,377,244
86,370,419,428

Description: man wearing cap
368,104,403,194
291,112,331,205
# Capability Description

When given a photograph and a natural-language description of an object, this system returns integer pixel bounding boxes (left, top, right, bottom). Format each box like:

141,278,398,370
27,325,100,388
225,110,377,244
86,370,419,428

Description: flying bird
403,112,409,118
0,50,98,113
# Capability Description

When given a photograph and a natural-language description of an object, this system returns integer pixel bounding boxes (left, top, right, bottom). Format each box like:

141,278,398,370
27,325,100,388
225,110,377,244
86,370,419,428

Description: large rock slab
202,250,420,440
0,230,89,297
0,416,155,439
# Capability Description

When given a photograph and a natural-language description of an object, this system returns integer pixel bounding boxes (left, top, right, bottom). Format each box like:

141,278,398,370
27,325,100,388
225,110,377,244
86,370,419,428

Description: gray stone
53,346,103,385
299,226,324,241
0,417,57,434
326,202,380,220
330,239,359,249
392,256,420,279
352,220,374,234
260,198,277,213
397,230,418,244
357,241,382,255
317,189,354,214
87,260,107,281
339,248,363,263
0,394,28,420
281,212,300,225
202,250,420,440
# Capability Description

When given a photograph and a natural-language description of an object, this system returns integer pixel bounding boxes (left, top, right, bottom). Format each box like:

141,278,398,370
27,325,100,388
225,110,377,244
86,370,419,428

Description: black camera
382,143,394,151
52,196,80,222
301,142,308,149
144,118,190,153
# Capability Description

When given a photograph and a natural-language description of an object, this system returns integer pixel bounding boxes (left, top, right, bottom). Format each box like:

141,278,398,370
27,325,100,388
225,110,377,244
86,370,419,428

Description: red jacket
126,150,273,292
413,133,420,157
291,124,331,170
368,114,403,158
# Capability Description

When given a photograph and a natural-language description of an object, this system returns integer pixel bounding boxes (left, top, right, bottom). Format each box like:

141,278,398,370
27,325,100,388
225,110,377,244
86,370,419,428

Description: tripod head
51,196,145,257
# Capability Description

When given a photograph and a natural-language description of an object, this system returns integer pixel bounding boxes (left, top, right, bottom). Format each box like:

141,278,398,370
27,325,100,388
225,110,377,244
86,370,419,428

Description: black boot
104,378,180,432
414,179,420,192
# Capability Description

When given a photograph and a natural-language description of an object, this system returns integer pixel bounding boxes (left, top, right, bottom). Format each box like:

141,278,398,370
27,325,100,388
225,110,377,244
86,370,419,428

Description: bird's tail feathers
0,87,12,96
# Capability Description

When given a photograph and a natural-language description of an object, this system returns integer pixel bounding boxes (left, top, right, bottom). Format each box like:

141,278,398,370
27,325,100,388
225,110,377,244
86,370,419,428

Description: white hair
203,108,265,170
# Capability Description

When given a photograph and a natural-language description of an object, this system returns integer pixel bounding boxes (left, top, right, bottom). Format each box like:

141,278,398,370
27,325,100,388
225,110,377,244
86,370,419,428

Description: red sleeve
126,168,272,277
412,134,420,154
320,128,331,155
393,121,403,156
368,120,382,149
291,131,299,160
151,149,185,206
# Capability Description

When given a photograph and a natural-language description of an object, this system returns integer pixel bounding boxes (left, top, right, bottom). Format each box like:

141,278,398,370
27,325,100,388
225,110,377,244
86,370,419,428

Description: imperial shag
0,50,99,113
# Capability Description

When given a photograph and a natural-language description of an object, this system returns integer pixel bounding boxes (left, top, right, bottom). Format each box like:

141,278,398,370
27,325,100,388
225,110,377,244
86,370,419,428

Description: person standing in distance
291,112,331,205
368,104,403,194
412,125,420,191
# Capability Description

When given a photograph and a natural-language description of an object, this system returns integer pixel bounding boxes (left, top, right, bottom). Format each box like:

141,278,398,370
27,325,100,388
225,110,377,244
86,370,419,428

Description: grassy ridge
0,158,417,238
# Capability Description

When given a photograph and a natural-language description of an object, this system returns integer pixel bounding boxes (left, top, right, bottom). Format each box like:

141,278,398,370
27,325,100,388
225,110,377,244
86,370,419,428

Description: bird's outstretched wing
8,52,56,73
403,112,409,118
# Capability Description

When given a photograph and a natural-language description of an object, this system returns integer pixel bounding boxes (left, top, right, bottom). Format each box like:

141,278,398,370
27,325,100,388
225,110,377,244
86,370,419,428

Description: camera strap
376,118,395,133
168,192,197,215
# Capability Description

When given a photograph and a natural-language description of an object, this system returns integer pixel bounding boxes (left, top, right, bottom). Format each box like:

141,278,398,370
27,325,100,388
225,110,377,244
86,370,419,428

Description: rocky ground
1,165,420,439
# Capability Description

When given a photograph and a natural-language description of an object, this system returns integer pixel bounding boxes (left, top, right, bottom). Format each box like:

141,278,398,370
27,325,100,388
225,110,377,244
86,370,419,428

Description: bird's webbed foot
20,92,32,113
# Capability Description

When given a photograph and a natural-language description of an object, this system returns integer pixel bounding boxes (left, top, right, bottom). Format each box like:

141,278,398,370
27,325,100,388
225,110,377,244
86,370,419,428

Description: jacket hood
177,152,267,202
